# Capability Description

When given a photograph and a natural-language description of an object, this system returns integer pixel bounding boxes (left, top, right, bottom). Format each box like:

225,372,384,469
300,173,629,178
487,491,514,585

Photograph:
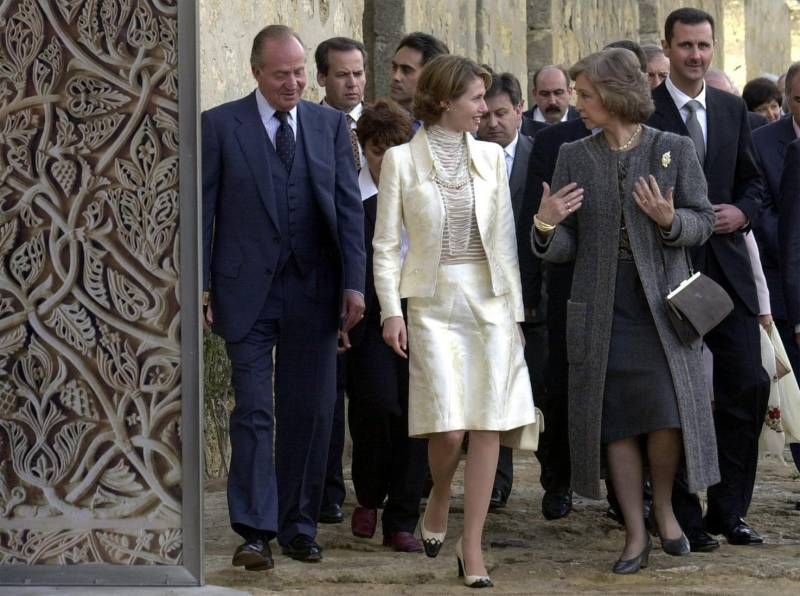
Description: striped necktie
347,114,361,170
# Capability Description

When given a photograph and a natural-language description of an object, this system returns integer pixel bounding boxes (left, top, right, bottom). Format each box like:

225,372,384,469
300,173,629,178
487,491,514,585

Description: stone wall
199,0,363,110
745,0,792,80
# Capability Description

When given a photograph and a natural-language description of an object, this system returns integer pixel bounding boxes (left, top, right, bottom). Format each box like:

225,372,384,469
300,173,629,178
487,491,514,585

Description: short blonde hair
569,48,654,123
414,55,491,126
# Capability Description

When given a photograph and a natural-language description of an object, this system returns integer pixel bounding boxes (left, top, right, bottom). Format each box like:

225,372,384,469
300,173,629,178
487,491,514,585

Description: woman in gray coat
533,49,719,574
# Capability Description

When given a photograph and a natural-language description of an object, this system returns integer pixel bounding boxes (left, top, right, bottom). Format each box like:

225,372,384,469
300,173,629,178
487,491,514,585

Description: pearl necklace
610,124,642,152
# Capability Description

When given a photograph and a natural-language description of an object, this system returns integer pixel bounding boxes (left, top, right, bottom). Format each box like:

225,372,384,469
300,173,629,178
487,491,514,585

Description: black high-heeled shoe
648,508,690,556
456,537,493,588
612,536,651,574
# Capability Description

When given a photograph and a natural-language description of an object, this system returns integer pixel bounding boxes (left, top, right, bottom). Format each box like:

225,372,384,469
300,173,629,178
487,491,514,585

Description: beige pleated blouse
427,125,486,264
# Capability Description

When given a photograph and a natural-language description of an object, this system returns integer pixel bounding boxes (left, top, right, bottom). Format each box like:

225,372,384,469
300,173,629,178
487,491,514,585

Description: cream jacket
373,126,525,323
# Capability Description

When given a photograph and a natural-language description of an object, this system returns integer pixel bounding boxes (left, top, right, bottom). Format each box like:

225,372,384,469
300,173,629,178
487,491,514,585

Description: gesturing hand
382,316,408,359
535,181,584,229
633,175,675,230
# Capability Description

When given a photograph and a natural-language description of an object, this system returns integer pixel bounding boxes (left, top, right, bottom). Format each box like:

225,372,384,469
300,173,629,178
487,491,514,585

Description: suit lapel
704,89,724,174
233,93,280,231
652,83,689,137
776,116,796,162
299,101,336,221
509,135,532,216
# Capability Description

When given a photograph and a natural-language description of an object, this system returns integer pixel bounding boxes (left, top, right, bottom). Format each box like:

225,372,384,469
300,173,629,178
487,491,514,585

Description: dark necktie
275,111,295,171
347,114,361,170
684,99,705,166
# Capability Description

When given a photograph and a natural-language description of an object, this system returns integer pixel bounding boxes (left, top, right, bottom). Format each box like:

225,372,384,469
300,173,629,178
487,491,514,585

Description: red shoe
351,506,377,538
383,531,424,553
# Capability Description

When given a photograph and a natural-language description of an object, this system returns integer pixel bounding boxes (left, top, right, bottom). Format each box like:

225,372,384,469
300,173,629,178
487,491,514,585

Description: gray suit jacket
534,126,720,498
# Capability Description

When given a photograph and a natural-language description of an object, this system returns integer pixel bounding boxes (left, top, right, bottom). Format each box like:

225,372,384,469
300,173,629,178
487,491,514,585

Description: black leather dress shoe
318,503,344,524
707,518,764,545
686,528,720,552
282,535,323,562
232,538,274,571
489,488,508,511
542,489,573,520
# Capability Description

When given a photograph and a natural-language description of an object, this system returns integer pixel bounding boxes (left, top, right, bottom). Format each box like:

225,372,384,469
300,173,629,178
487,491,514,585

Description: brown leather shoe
383,531,423,552
351,506,377,538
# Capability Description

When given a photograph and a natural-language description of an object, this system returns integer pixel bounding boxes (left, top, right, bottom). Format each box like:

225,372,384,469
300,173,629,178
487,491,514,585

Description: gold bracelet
533,214,556,233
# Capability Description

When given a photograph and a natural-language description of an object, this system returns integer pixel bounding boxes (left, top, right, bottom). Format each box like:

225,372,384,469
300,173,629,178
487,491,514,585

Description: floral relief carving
0,0,181,566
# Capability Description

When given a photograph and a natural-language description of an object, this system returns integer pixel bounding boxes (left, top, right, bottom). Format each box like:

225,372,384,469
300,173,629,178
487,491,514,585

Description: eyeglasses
648,71,669,83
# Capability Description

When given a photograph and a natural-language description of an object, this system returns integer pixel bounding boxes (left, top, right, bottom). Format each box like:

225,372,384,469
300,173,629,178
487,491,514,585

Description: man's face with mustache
533,67,571,124
663,20,714,92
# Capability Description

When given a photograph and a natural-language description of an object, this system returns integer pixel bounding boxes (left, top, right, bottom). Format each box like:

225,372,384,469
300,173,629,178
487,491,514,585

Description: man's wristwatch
202,291,210,306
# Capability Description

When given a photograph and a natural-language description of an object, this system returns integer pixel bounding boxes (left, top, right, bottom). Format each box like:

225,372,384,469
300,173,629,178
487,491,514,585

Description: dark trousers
346,332,428,535
674,251,770,531
322,356,347,510
225,260,339,545
492,319,548,497
534,263,573,493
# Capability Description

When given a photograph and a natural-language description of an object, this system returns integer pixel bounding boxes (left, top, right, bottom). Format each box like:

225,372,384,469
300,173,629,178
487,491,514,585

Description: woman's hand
633,175,675,230
382,316,408,358
535,181,584,229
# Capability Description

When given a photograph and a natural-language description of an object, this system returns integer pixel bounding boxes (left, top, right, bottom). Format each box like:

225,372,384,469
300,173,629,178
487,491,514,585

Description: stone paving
204,450,800,595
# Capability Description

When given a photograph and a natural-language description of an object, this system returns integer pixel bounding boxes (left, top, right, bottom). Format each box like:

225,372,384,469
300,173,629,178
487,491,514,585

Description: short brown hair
569,48,654,123
413,55,491,126
356,99,413,148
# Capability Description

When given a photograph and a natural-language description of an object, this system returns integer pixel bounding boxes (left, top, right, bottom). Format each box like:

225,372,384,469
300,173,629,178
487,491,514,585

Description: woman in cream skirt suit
373,55,537,588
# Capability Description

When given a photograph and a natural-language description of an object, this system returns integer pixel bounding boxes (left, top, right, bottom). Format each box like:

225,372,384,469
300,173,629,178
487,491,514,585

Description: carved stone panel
0,0,185,570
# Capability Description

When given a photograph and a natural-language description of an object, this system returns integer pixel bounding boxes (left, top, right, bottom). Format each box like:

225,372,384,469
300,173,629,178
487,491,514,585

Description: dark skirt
602,260,681,444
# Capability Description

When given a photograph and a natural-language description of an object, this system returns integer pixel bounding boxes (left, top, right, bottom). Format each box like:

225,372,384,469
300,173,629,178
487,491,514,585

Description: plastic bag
758,326,784,460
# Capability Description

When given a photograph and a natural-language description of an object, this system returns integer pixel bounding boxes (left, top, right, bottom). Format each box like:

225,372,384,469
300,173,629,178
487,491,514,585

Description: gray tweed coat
534,126,721,499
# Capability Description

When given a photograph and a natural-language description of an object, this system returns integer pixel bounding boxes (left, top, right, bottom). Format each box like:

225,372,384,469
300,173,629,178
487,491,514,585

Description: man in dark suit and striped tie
314,35,368,526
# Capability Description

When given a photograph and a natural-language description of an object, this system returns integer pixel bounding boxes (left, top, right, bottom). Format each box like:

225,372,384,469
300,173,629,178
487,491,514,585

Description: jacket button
266,268,273,275
273,236,281,244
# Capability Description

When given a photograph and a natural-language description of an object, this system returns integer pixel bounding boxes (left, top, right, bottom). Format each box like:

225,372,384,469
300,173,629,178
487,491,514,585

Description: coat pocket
566,300,588,364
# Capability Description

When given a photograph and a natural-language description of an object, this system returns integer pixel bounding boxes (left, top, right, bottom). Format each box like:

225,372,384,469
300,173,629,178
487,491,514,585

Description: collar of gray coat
409,125,493,184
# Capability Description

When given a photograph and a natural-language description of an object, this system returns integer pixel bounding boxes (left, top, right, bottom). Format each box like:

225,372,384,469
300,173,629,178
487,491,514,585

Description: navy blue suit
648,81,770,533
202,92,365,544
752,116,797,321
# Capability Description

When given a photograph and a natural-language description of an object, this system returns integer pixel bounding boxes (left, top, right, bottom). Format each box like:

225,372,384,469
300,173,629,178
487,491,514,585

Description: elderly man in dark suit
648,7,770,550
477,69,536,510
202,25,365,569
752,62,800,372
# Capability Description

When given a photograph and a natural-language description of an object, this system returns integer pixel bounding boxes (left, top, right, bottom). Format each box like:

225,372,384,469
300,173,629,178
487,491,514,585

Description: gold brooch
661,151,671,168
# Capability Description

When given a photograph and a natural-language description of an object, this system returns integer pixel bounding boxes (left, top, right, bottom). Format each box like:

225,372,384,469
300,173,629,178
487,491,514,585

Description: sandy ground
205,450,800,595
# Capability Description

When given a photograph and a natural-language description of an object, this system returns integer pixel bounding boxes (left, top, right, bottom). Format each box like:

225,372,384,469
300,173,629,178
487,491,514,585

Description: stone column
527,0,554,103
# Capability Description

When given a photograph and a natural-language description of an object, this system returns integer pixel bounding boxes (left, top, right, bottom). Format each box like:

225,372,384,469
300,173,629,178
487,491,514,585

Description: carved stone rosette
0,0,182,567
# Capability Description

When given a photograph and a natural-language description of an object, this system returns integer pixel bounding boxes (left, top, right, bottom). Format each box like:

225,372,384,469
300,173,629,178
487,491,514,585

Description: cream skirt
406,261,538,444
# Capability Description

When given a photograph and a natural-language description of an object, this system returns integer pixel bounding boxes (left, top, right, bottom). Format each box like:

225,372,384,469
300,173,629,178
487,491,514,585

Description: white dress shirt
255,89,297,146
665,75,708,143
503,132,519,178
